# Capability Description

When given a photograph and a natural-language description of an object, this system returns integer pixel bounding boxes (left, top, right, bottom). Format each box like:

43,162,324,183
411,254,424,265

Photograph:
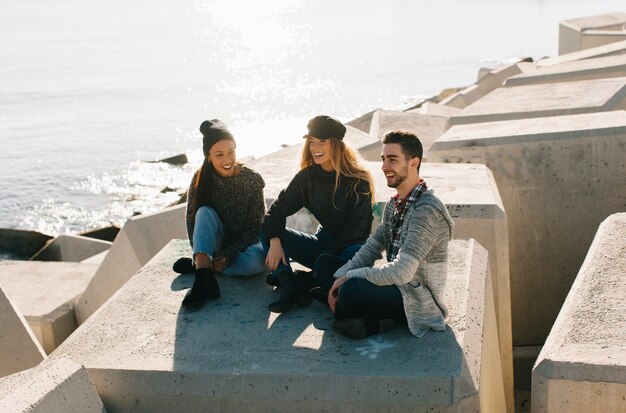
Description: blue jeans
261,226,362,278
336,278,406,321
193,206,266,276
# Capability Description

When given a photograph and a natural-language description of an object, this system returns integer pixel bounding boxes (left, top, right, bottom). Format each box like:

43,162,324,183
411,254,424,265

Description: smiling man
327,130,455,339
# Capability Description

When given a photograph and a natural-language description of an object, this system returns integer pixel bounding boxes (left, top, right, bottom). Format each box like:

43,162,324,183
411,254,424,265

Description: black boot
182,268,220,309
294,270,313,308
268,271,297,313
173,257,195,274
332,317,394,340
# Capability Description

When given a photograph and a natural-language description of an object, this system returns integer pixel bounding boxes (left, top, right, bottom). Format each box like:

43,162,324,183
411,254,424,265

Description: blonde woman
262,115,374,313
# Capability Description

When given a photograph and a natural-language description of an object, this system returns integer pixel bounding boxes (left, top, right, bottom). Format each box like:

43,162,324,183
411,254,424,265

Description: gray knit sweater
186,165,265,263
334,189,454,338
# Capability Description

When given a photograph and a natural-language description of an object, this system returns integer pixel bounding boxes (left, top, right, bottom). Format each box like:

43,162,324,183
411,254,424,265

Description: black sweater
262,164,373,254
186,165,265,262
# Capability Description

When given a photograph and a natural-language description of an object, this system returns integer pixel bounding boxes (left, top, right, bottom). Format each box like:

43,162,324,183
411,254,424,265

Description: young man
327,130,455,339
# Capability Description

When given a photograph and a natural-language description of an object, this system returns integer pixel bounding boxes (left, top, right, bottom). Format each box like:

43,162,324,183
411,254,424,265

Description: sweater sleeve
218,173,266,262
343,205,447,286
322,179,373,254
261,171,306,243
185,171,199,246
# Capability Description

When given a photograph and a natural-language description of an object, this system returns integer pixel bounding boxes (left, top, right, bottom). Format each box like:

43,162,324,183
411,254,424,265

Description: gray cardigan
334,189,454,338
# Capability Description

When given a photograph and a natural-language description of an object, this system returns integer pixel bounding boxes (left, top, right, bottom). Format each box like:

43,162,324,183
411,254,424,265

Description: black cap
200,119,234,157
304,115,346,140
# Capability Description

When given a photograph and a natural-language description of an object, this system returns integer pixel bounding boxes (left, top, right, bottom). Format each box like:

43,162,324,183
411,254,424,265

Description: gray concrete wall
0,260,98,353
537,39,626,68
430,111,626,348
30,234,112,262
0,281,45,378
447,77,626,127
504,54,626,86
0,358,106,413
50,238,505,412
532,213,626,413
74,204,187,324
559,13,626,55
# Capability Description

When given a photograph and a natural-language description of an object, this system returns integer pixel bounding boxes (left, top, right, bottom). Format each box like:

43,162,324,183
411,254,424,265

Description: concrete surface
532,213,626,413
30,234,112,262
0,358,106,413
253,145,514,411
440,61,524,109
447,77,626,126
346,109,378,134
74,204,187,325
410,101,462,118
0,281,45,378
505,54,626,86
368,109,448,158
537,39,626,67
50,238,505,412
559,13,626,55
0,260,98,353
344,125,382,161
430,110,626,348
0,229,52,259
79,225,121,242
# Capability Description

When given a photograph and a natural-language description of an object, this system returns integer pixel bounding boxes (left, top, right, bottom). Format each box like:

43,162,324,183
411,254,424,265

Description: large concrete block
505,54,626,86
440,61,525,109
346,108,379,134
369,109,448,158
532,213,626,413
537,39,626,68
253,146,513,410
0,281,45,378
559,13,626,55
0,229,52,259
30,234,112,262
50,238,505,412
74,204,187,324
0,358,106,413
448,77,626,126
0,260,98,354
430,110,626,348
344,125,382,161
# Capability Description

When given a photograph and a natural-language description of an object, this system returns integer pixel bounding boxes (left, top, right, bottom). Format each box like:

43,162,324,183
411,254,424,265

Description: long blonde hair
300,137,375,207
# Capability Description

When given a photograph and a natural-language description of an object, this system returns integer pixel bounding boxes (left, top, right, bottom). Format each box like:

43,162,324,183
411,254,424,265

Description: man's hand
265,238,287,271
328,275,348,314
212,256,228,273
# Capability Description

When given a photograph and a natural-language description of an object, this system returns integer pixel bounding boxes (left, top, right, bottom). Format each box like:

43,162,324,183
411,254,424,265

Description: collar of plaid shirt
386,180,428,262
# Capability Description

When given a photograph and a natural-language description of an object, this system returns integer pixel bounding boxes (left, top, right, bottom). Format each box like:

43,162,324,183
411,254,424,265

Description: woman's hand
328,275,348,314
212,256,228,273
265,238,287,271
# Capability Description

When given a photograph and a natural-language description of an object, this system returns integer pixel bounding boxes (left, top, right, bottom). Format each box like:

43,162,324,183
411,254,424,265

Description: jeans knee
339,278,367,303
196,206,217,222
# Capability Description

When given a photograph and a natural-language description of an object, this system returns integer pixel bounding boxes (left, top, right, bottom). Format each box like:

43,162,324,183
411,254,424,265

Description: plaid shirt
386,180,428,262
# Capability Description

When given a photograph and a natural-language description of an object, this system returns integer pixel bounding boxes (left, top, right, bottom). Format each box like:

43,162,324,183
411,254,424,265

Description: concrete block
430,110,626,347
505,54,626,86
346,108,379,134
344,125,383,161
81,250,109,264
409,101,463,118
30,234,111,262
440,61,525,109
0,358,106,413
0,281,45,378
532,213,626,413
537,39,626,68
74,204,187,324
79,225,121,242
447,77,626,126
253,145,513,410
50,238,504,412
559,13,626,55
369,109,448,158
0,260,98,354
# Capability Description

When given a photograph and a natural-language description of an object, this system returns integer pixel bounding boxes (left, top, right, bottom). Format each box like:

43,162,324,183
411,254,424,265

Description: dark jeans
336,278,406,321
261,226,361,279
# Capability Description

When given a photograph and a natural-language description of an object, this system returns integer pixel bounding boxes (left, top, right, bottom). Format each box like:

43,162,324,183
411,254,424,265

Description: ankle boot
294,270,313,307
182,268,220,309
268,271,297,313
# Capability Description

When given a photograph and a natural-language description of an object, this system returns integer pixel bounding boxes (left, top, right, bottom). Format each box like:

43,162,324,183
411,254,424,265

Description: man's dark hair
382,130,423,172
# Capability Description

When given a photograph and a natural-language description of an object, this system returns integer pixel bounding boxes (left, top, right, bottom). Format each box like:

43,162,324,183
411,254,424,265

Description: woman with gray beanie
174,119,266,310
